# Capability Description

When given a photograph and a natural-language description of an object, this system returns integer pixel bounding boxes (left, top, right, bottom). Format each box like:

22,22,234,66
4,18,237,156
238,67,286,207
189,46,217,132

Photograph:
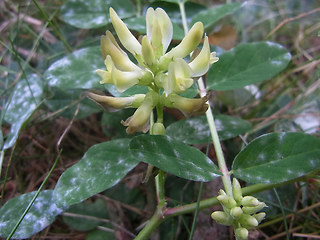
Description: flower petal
101,31,141,72
109,7,142,55
164,22,204,60
188,36,217,77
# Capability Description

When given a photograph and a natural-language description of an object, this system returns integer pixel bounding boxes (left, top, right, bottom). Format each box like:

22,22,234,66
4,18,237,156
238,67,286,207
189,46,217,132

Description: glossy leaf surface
44,47,104,90
53,139,139,207
0,190,64,239
130,135,221,181
207,41,291,91
166,114,251,144
3,74,43,149
233,132,320,183
60,0,135,29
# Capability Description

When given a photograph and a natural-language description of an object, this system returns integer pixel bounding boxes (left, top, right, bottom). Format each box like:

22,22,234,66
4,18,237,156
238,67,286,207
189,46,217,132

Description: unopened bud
235,227,249,240
211,211,232,226
241,196,259,207
252,212,266,224
230,206,243,219
242,202,266,215
239,214,259,229
152,122,165,135
232,178,243,203
217,195,237,209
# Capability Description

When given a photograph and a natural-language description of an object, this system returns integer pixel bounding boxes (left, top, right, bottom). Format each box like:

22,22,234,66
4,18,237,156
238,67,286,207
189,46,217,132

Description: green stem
164,182,286,218
155,170,166,206
178,0,233,197
134,210,165,240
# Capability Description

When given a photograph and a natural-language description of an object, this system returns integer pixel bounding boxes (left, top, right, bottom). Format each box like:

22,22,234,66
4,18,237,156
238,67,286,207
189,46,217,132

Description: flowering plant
87,7,218,134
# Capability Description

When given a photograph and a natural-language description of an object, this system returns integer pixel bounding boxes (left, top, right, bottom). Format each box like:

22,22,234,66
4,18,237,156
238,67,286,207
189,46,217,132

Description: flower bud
146,8,173,56
239,214,259,229
241,196,259,207
164,22,204,60
121,92,158,134
230,206,243,219
188,36,219,77
152,122,165,135
101,31,140,72
253,212,266,224
163,94,208,117
211,211,233,226
86,90,145,111
232,178,243,203
235,227,249,240
109,7,142,56
217,194,237,209
242,202,267,215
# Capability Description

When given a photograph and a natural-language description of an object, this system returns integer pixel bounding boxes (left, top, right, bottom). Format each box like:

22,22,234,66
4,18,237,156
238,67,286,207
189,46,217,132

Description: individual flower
86,90,145,111
90,7,219,134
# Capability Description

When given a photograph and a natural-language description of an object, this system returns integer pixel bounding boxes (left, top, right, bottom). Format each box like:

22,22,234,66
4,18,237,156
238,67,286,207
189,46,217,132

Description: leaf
124,17,185,40
53,139,139,208
232,132,320,184
3,74,43,150
60,0,135,29
44,47,105,90
191,2,242,32
0,190,65,239
63,199,109,231
207,41,291,91
166,114,252,144
130,135,221,181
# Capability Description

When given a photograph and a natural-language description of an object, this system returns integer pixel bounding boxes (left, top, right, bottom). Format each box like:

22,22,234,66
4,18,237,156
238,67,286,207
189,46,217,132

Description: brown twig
266,7,320,39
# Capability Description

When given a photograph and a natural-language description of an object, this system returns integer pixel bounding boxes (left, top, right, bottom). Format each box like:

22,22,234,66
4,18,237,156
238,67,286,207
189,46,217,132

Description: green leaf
53,139,139,208
0,190,65,239
191,2,242,31
63,199,109,231
44,47,105,90
130,135,221,181
166,114,252,144
232,132,320,184
3,74,43,149
60,0,135,29
124,17,185,40
207,41,291,91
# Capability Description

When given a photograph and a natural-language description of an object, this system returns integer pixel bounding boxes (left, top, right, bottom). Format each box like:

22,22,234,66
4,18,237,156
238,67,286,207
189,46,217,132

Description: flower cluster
87,7,218,134
211,179,267,240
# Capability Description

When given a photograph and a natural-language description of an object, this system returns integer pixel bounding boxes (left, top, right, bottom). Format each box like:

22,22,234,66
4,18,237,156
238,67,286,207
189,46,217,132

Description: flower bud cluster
211,179,267,240
87,7,218,134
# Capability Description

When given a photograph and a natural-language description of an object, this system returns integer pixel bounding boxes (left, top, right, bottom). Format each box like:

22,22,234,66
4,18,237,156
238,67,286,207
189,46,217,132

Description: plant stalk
178,1,233,197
